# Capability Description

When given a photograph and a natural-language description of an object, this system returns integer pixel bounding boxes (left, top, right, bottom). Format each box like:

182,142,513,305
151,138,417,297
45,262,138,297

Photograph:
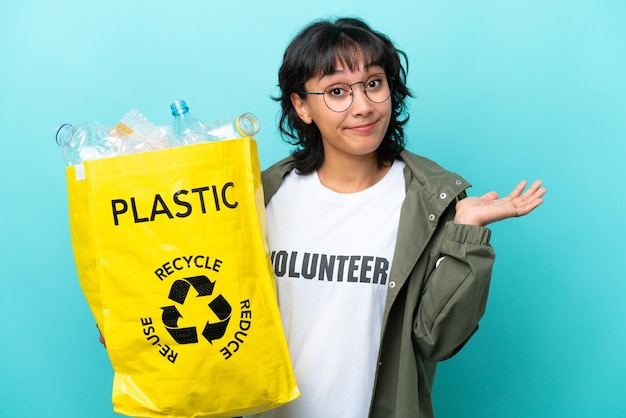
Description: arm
414,180,546,361
414,222,494,361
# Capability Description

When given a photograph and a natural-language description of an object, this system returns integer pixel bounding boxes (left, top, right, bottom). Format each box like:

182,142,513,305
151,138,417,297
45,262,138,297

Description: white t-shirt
257,160,406,418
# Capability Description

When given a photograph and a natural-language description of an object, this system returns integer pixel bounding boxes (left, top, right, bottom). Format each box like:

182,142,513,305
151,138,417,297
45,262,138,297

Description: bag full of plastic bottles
58,103,299,417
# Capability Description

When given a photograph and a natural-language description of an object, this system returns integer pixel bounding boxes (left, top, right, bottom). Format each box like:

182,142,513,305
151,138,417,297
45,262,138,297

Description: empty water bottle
204,112,260,139
55,122,114,166
55,121,157,166
170,100,261,146
170,100,213,146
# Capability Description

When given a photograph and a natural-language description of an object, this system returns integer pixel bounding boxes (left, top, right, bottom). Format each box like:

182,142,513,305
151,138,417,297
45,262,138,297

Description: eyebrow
328,62,376,74
318,65,382,84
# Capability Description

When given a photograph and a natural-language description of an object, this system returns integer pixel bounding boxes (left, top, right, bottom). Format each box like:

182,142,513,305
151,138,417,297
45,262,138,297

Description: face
290,62,392,163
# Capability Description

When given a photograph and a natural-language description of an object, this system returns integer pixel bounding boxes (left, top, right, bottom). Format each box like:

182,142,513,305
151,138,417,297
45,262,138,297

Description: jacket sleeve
413,221,495,362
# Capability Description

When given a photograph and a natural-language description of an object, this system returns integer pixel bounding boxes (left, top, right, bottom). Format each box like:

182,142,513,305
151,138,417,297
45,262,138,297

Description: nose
350,83,373,115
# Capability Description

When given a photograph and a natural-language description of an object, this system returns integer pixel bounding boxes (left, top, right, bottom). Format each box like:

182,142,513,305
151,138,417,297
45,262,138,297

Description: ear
290,92,313,124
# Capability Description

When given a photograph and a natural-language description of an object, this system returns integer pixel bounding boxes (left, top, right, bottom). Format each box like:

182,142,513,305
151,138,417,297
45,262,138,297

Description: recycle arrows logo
161,275,232,345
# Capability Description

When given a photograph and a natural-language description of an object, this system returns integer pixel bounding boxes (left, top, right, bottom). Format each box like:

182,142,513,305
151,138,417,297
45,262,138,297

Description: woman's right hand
97,325,106,347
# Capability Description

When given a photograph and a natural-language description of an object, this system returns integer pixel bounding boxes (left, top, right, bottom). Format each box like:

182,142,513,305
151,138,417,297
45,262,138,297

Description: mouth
348,121,377,134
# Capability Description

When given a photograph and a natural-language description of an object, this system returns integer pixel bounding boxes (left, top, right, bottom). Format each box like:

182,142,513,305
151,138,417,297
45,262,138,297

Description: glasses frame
299,73,393,113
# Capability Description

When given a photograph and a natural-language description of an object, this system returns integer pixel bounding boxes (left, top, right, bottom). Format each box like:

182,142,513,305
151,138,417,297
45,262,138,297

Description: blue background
1,0,625,417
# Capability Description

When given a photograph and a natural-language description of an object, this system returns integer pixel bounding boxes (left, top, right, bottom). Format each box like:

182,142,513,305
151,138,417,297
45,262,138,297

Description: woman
256,17,545,418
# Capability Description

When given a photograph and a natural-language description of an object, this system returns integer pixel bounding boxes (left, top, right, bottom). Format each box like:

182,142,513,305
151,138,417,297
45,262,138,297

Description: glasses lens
364,74,391,103
323,83,353,112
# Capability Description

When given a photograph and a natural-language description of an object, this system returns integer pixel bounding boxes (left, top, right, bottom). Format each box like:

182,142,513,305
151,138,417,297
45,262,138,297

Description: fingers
519,180,547,205
507,180,529,198
531,180,547,199
511,180,546,202
522,179,544,196
514,180,546,216
97,324,106,347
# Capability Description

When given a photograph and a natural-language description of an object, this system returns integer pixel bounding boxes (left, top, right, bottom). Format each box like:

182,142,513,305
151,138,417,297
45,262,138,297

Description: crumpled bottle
120,108,170,150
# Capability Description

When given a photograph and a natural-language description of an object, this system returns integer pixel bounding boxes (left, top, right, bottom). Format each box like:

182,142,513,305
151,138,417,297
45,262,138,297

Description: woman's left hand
454,180,546,226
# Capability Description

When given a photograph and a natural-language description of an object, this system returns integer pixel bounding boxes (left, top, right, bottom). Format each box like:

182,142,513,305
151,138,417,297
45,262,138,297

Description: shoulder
398,149,471,199
399,149,451,176
261,155,297,206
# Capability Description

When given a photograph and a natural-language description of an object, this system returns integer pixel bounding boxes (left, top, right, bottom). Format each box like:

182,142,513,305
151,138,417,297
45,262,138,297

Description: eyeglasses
299,73,392,113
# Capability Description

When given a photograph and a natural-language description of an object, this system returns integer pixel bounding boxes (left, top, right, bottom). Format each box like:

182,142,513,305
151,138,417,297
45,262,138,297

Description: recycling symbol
161,275,232,345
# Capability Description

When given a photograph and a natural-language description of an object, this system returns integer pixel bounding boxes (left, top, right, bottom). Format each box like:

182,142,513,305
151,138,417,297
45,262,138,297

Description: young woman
256,17,545,418
97,16,545,418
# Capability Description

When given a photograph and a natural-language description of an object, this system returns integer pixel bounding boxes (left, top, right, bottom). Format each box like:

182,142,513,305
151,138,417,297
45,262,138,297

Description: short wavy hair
275,17,412,174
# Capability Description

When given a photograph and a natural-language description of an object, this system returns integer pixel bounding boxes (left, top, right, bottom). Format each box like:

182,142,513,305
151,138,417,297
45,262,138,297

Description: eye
325,84,351,98
365,77,383,90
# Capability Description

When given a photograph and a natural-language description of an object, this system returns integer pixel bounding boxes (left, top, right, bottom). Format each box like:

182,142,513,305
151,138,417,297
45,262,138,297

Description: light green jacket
261,149,495,418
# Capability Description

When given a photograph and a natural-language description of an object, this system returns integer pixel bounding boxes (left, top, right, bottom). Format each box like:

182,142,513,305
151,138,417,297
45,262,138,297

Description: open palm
455,180,546,226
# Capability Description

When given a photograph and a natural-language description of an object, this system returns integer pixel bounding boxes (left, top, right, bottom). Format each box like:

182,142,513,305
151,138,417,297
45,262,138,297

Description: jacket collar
262,156,295,206
386,150,470,302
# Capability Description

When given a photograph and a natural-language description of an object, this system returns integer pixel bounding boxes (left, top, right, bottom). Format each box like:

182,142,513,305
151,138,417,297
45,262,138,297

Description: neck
317,154,392,193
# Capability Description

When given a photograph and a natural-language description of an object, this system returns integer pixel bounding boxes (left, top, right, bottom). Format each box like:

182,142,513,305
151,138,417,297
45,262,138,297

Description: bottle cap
170,100,189,116
55,123,76,146
235,113,261,137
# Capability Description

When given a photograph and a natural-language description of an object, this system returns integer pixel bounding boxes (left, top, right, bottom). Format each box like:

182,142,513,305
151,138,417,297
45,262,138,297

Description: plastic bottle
108,122,158,156
170,100,261,146
204,112,260,139
170,100,212,146
55,121,157,166
120,108,170,149
55,122,115,166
